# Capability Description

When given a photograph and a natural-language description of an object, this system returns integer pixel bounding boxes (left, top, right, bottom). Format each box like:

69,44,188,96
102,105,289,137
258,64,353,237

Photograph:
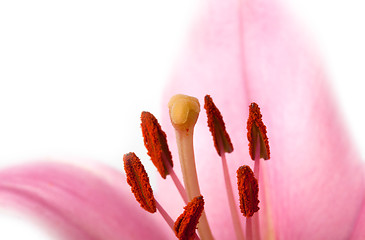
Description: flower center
123,94,274,240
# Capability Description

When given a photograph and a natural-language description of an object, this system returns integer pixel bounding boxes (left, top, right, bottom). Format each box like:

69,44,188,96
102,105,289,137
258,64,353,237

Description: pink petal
350,199,365,240
0,162,171,240
159,0,365,239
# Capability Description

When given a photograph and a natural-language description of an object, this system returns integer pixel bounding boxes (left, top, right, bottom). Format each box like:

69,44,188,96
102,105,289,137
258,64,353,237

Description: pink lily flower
0,0,364,239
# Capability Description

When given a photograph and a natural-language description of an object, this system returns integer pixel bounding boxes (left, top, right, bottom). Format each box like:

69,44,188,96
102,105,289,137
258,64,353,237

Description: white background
0,0,364,239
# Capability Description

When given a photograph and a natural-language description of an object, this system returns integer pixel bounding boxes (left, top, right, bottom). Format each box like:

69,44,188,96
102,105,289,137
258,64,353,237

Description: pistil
168,94,214,240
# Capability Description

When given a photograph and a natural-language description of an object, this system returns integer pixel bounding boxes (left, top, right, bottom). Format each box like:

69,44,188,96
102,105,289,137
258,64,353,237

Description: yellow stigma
168,94,200,133
168,94,214,240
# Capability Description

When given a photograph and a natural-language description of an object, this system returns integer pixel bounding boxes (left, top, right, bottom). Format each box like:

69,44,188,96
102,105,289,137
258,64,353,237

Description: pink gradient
0,0,364,239
160,0,365,239
0,162,171,239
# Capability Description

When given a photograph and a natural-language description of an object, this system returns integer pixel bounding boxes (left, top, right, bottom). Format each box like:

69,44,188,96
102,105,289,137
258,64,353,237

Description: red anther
237,166,259,217
141,111,173,179
247,102,270,160
174,195,205,240
204,95,234,156
123,152,156,213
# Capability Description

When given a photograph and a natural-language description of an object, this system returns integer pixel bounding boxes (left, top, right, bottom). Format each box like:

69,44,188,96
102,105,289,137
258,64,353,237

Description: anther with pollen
123,152,156,213
204,94,244,240
123,152,178,234
141,111,173,179
204,95,233,155
237,165,260,240
247,102,270,161
237,165,259,217
246,102,270,239
141,111,188,204
174,196,204,240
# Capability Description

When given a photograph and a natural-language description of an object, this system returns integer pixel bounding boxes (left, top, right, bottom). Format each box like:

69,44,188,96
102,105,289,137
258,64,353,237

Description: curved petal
159,0,365,239
0,161,171,240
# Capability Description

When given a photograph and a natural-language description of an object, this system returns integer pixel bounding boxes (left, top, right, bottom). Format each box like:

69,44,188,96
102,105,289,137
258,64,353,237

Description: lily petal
161,0,365,239
0,162,171,240
350,199,365,239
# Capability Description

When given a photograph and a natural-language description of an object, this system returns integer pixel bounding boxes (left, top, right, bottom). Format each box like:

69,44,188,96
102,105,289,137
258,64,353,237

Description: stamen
246,103,271,240
247,103,270,160
204,95,233,155
155,200,175,230
168,94,214,240
141,111,173,179
221,152,245,240
174,196,204,240
204,95,244,240
251,138,262,240
123,152,156,213
237,165,259,217
237,166,260,240
124,152,182,237
141,111,188,204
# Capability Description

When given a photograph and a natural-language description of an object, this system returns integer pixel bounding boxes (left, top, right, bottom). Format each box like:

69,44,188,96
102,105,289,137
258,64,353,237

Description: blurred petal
351,199,365,240
160,0,365,239
0,162,170,240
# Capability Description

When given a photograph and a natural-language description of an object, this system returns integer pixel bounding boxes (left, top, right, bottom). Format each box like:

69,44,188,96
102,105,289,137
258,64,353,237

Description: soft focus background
0,0,364,239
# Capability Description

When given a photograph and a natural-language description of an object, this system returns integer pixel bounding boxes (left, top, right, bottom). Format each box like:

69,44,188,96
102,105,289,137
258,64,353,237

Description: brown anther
247,102,270,160
174,195,204,240
204,95,234,156
141,111,173,179
237,166,259,217
123,152,156,213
